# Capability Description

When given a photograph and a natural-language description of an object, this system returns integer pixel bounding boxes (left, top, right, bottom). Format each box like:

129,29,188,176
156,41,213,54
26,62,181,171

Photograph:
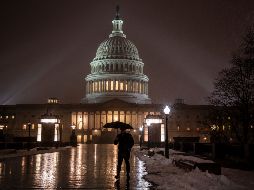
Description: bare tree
209,26,254,144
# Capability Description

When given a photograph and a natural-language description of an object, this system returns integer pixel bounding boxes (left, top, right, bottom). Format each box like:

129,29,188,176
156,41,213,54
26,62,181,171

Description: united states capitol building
0,8,212,145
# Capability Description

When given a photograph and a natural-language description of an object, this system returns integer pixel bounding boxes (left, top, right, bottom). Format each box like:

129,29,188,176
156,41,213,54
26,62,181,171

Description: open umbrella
103,121,133,130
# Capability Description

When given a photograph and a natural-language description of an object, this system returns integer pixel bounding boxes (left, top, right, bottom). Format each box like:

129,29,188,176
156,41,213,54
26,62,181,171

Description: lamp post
164,105,170,158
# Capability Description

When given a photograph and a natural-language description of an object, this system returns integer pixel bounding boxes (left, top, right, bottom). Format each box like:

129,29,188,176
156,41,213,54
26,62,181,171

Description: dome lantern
109,5,126,38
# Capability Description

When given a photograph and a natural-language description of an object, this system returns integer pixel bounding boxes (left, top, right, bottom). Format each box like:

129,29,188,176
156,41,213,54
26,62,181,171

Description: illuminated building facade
0,8,214,145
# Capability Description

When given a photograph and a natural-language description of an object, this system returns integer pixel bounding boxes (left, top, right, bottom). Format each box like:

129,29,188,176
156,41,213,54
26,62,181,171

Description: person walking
114,128,134,180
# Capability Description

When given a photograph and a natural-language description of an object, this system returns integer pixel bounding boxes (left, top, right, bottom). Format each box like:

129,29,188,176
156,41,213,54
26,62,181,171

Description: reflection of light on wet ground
69,146,86,188
33,153,59,188
105,144,118,186
0,145,152,189
21,157,25,174
0,162,5,177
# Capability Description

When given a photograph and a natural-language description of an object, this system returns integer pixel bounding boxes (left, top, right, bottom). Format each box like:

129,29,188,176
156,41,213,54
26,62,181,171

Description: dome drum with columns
82,7,151,104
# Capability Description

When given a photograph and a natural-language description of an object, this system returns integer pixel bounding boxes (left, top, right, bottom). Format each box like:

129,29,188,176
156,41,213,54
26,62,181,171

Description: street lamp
164,105,171,158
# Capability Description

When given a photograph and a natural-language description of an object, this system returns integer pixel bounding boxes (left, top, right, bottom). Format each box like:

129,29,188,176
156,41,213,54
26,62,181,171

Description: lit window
37,124,42,142
12,115,15,119
161,124,165,142
196,128,200,131
23,124,27,130
32,124,35,130
0,116,2,119
186,127,190,131
94,81,98,92
6,116,8,119
54,124,59,141
120,82,123,91
110,81,114,91
0,125,4,130
113,111,118,121
106,81,109,91
115,81,119,91
144,127,148,142
177,126,180,131
228,116,231,120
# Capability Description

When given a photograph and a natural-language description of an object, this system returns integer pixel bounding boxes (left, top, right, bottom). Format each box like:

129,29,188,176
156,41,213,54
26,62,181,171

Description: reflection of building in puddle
21,157,26,174
105,145,118,183
69,146,85,188
34,153,59,188
93,144,97,178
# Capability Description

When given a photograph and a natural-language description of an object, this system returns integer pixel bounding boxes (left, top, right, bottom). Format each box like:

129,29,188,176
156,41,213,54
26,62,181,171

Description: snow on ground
135,148,253,190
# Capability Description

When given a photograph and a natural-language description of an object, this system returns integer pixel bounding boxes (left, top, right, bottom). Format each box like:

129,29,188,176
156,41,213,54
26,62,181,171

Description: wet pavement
0,144,153,189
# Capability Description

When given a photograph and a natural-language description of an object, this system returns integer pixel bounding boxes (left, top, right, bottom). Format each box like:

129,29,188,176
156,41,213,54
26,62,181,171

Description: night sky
1,0,254,105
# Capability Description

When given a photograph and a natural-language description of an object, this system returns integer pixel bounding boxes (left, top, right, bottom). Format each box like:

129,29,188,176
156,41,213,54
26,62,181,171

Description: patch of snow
136,149,252,190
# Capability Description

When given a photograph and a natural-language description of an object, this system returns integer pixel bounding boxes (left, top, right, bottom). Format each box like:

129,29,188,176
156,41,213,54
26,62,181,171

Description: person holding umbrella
103,121,134,180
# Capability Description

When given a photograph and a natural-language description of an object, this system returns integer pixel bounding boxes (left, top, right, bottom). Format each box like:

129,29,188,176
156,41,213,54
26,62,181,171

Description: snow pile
136,149,244,190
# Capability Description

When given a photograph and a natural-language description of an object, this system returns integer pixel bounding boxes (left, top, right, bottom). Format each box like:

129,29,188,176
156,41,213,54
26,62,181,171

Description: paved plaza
0,144,153,189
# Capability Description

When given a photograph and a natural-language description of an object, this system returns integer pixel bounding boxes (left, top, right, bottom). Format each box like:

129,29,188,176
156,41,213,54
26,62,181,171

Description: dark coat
114,132,134,152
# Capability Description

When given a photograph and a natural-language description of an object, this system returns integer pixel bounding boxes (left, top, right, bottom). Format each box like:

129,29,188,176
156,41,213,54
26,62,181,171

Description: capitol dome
82,7,151,104
94,36,141,61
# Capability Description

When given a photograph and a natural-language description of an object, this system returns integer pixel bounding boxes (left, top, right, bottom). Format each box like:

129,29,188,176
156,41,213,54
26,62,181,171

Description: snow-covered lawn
136,148,254,190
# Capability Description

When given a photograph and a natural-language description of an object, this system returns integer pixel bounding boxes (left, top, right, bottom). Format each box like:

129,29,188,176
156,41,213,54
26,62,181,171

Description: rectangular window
110,81,114,91
54,124,59,141
120,82,124,91
107,111,112,123
115,81,119,91
161,124,165,142
83,113,88,129
113,111,118,121
71,112,76,126
89,113,94,129
77,135,82,143
144,127,148,142
77,112,83,129
106,81,109,91
94,81,98,92
120,111,125,122
37,124,42,142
